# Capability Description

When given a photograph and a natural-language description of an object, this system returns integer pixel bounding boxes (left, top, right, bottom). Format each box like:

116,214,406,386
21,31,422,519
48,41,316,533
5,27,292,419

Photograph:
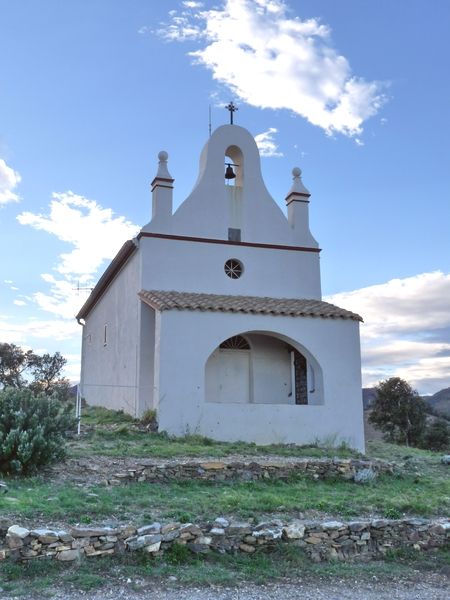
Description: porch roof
138,290,363,322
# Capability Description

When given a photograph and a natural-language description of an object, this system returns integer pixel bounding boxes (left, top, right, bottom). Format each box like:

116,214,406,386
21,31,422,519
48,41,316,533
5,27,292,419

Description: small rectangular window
228,227,241,242
103,324,108,346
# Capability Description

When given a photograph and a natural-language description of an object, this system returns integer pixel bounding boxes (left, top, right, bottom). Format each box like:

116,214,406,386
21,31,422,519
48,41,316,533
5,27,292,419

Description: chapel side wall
80,251,140,415
140,236,322,300
136,303,156,416
156,310,365,452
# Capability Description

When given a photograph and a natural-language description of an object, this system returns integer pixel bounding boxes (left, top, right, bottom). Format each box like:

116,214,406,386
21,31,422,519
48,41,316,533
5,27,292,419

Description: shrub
422,419,449,451
140,408,157,430
0,387,76,475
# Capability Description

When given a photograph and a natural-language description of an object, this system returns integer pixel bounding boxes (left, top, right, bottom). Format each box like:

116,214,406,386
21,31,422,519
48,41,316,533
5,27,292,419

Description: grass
67,405,360,459
1,545,449,597
2,464,449,524
1,406,449,524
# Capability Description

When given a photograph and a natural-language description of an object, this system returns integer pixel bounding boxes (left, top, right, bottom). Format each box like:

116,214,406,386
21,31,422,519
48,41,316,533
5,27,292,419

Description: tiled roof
139,290,362,322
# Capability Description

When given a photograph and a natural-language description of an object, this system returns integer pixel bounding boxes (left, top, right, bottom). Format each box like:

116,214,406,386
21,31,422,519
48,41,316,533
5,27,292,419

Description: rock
195,536,212,545
7,525,30,538
214,517,229,528
322,521,345,531
70,526,118,537
30,529,59,543
441,455,450,465
210,527,225,536
239,543,256,553
57,549,80,561
144,541,161,554
0,482,8,494
283,522,305,540
162,529,180,542
199,462,226,470
137,522,161,536
126,534,162,551
161,523,180,535
0,549,9,560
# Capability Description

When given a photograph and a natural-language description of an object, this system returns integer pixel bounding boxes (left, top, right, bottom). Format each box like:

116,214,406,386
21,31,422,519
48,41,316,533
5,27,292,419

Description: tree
369,377,426,447
0,343,36,388
0,343,70,399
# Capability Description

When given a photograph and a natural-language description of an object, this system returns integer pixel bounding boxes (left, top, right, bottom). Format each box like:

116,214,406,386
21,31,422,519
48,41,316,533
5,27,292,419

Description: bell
224,164,236,180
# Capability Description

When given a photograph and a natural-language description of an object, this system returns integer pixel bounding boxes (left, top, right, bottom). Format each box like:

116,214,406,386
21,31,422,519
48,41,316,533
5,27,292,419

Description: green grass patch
1,546,449,597
2,466,449,524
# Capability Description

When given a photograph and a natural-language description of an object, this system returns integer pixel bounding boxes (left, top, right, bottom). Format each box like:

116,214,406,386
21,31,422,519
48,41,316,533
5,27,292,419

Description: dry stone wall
106,457,397,485
1,517,449,564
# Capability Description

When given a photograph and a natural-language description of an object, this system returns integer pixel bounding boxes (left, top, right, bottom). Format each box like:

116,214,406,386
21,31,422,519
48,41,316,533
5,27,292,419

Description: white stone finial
156,150,173,180
288,166,310,197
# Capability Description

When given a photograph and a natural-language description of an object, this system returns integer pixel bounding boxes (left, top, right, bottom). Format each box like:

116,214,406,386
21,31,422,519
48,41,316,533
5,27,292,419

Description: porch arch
205,330,324,406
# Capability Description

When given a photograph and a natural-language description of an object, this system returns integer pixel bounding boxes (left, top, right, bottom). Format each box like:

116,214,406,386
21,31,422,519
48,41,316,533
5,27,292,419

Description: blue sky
1,0,449,393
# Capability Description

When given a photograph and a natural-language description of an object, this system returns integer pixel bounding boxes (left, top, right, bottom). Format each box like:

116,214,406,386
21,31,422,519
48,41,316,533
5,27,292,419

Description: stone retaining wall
107,457,397,485
1,517,448,563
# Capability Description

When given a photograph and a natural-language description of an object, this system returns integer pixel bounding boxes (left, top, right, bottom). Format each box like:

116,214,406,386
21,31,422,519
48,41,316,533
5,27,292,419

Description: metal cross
225,101,238,124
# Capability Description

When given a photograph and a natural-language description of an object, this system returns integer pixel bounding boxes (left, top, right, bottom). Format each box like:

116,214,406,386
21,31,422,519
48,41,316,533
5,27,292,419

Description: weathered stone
239,543,256,553
199,462,226,470
57,549,80,561
195,536,212,545
210,527,225,536
143,541,161,554
0,549,9,560
283,522,306,539
161,522,180,535
70,526,117,537
31,529,60,544
322,521,345,531
214,517,229,528
305,536,324,545
137,522,161,536
227,522,252,535
440,455,450,465
348,521,369,532
7,525,30,538
126,534,162,551
162,529,180,542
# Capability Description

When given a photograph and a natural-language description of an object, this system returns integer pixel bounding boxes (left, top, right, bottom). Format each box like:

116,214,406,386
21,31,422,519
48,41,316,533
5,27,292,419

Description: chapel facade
77,121,365,451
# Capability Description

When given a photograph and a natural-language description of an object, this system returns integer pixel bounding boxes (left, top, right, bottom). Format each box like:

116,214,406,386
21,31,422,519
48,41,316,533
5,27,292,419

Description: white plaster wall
140,237,321,300
155,310,364,452
79,251,141,414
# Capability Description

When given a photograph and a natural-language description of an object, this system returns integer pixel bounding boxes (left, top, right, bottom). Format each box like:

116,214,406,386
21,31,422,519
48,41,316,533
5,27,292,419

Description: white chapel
77,116,365,451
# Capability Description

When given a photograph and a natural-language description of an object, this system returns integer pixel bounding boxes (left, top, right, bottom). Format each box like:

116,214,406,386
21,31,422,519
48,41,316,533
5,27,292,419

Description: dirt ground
4,572,450,600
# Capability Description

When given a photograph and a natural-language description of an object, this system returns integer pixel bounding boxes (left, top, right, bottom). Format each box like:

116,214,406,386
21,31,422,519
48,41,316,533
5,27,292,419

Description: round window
224,258,243,279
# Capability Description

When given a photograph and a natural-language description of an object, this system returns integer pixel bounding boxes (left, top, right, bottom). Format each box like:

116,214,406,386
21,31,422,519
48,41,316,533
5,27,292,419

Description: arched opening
224,145,244,187
225,145,244,242
205,332,323,405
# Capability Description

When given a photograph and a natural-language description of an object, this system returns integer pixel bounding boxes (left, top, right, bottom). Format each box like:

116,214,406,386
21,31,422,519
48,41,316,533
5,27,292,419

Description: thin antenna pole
208,105,212,137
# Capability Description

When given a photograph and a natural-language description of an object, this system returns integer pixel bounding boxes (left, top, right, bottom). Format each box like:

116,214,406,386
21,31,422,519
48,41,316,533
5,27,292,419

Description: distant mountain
363,386,450,418
426,387,450,418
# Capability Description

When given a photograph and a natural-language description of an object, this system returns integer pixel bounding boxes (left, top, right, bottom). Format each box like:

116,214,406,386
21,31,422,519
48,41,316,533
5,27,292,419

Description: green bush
0,387,76,475
422,419,449,451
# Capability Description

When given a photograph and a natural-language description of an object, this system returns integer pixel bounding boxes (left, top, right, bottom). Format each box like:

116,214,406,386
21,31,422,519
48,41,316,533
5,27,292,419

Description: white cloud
13,300,26,306
0,159,21,205
158,0,385,137
326,271,450,394
0,317,80,343
254,128,283,157
17,191,140,320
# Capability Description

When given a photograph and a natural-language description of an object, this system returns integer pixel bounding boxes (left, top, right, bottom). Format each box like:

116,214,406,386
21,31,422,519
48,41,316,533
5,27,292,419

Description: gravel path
4,574,449,600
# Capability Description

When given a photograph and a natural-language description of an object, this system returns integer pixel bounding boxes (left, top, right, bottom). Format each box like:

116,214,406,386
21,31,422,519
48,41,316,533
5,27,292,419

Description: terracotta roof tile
138,290,362,322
